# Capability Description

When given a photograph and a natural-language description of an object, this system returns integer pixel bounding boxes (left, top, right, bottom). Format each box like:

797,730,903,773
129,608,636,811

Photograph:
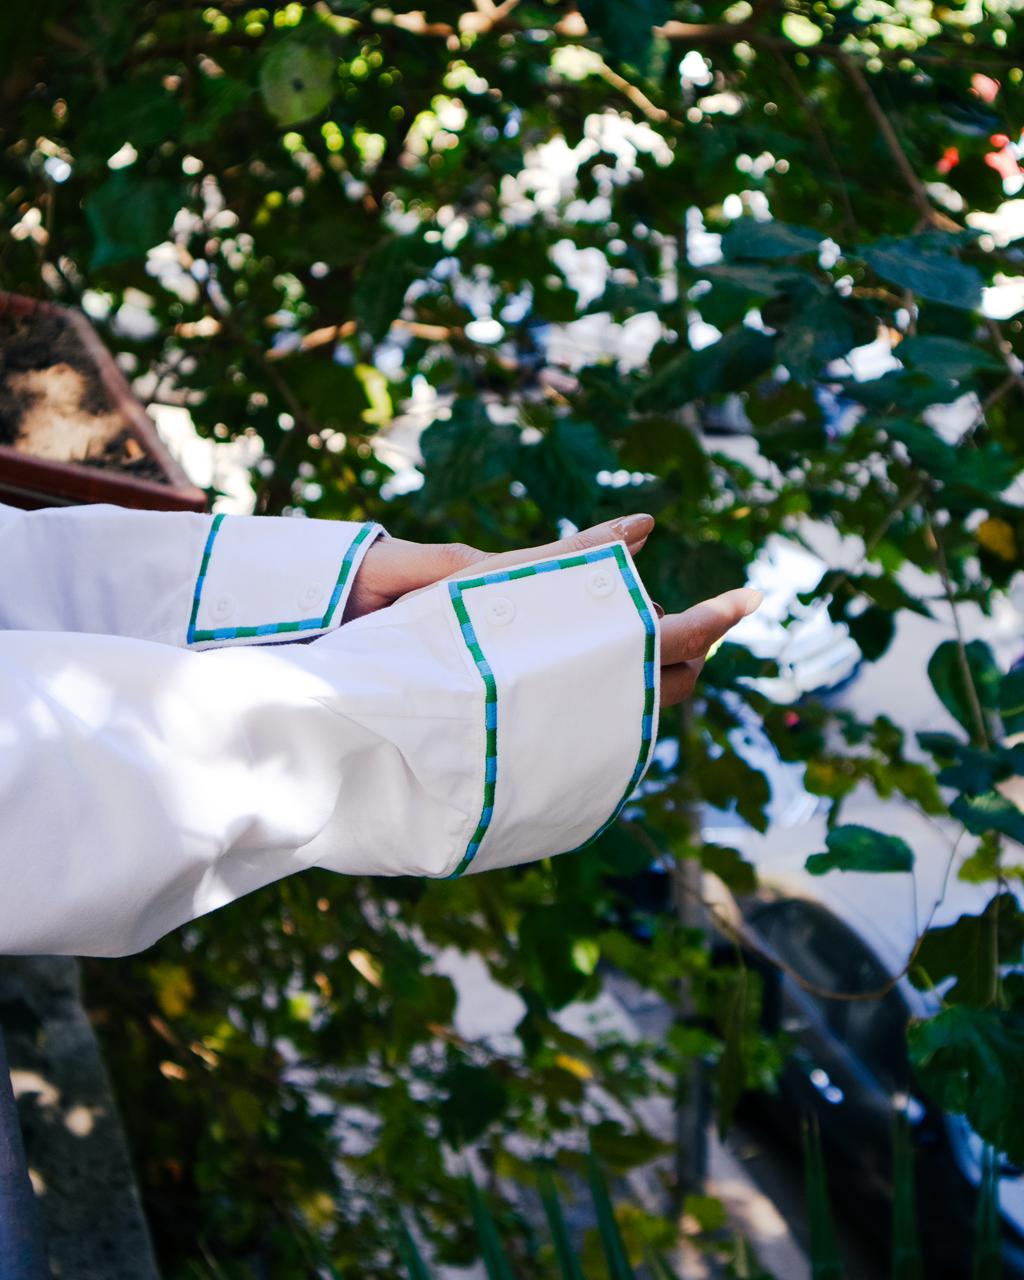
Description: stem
772,50,857,237
838,53,958,232
927,514,991,751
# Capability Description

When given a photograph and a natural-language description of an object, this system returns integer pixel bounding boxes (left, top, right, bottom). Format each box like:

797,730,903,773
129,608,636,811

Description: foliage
3,0,1024,1274
801,1120,842,1280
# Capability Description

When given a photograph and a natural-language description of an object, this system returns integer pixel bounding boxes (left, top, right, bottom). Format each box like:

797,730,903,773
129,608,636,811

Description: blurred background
2,1,1024,1276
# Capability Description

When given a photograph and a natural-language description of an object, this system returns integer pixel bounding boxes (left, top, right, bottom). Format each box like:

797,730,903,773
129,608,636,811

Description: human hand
343,514,761,707
342,513,656,620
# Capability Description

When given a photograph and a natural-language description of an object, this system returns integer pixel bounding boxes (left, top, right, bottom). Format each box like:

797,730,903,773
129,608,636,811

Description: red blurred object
972,73,1001,104
0,292,206,512
937,145,960,174
986,143,1023,182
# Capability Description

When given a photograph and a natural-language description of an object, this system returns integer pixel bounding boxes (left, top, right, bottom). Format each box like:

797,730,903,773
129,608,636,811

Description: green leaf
703,261,814,300
584,278,664,317
283,357,370,432
589,1120,670,1171
579,0,669,67
896,336,1002,381
973,1144,1002,1280
438,1063,508,1146
648,1252,683,1280
519,905,599,1010
517,420,617,523
700,845,757,895
721,219,822,261
935,743,1002,795
774,293,870,381
260,37,335,125
917,731,965,759
682,1194,727,1232
396,1219,433,1280
352,233,442,342
886,420,1021,496
586,1149,636,1280
420,400,519,504
927,640,1001,736
846,604,895,663
635,329,776,412
537,1165,586,1280
704,642,774,690
1000,667,1024,737
891,1112,922,1280
839,573,933,619
466,1173,517,1280
182,76,252,145
801,1120,843,1280
908,1005,1024,1165
84,172,185,267
592,821,656,877
77,79,185,164
912,894,1023,1004
859,237,983,310
805,824,914,875
950,790,1024,845
716,966,750,1137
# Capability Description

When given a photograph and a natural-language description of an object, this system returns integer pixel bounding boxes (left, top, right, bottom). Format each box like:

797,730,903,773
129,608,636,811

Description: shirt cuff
443,538,659,876
185,515,383,650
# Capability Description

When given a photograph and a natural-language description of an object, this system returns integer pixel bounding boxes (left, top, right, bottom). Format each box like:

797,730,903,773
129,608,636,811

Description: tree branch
771,49,857,237
838,52,959,232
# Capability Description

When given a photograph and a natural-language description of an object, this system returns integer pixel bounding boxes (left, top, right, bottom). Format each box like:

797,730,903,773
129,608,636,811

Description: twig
655,826,969,1005
838,52,959,232
595,59,672,125
817,478,926,604
771,50,857,237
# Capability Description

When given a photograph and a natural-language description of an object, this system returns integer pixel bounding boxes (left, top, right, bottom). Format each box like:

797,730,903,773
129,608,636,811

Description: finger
447,512,655,581
660,588,763,665
362,536,487,598
660,658,705,707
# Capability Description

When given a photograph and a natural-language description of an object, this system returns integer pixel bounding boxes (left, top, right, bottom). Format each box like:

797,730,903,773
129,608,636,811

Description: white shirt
0,503,659,957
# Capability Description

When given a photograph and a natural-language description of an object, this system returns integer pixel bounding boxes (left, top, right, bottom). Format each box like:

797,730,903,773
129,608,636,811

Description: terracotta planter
0,292,206,512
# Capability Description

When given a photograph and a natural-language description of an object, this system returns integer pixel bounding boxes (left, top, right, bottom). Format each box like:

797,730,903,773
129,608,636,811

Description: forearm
0,539,657,957
0,502,380,647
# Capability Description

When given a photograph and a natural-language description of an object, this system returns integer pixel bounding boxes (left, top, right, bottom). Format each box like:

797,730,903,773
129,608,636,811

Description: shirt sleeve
0,502,382,649
0,539,658,957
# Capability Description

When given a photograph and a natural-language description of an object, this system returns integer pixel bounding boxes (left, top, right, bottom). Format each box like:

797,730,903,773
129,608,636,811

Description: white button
210,593,235,621
587,568,617,598
298,583,325,611
486,596,515,626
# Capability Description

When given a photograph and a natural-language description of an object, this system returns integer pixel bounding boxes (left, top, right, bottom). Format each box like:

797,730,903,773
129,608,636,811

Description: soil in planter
0,309,163,479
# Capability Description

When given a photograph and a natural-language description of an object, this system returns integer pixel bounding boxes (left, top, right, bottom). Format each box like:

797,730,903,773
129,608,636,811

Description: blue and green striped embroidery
448,543,657,878
187,517,378,645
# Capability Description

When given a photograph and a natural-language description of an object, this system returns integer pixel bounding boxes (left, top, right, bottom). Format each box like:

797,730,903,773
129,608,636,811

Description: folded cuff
441,539,659,877
186,514,383,649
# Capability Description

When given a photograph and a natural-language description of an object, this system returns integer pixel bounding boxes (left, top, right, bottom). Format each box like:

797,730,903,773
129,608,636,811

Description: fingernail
652,600,665,618
613,513,654,541
740,588,764,616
